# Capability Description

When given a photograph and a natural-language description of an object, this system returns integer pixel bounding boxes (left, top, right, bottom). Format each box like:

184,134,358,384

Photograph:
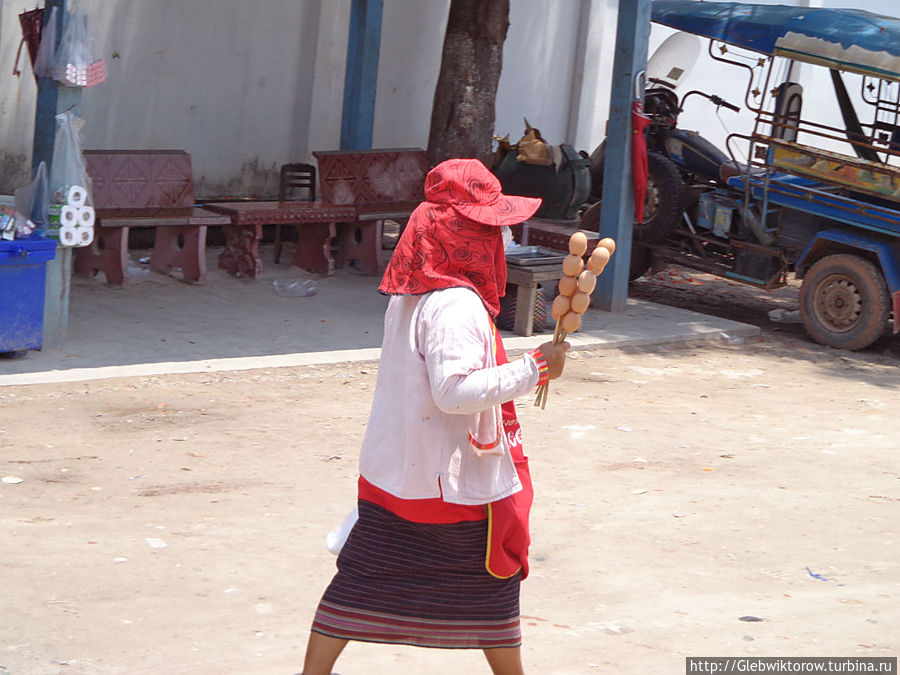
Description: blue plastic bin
0,235,57,355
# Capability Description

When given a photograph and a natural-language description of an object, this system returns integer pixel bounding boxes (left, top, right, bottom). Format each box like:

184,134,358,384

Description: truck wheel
587,140,606,203
578,204,654,280
629,244,652,280
587,148,684,242
635,152,685,243
799,254,890,350
579,201,603,232
580,151,685,243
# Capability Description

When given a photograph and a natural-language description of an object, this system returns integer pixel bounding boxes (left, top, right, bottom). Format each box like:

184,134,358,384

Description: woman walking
302,158,570,675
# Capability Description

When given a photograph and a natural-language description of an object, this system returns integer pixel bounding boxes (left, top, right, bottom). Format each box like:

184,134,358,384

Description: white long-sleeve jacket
358,287,541,505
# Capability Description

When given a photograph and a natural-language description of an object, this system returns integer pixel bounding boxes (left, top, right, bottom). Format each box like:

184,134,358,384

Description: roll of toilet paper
77,205,95,228
15,217,35,238
48,203,79,226
53,184,87,207
75,225,94,247
58,224,78,246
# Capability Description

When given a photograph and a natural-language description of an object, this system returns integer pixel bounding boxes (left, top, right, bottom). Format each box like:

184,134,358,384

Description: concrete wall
1,0,604,199
86,1,330,198
372,0,447,149
2,0,894,202
494,0,583,148
0,0,42,192
374,0,598,152
0,0,604,198
0,0,351,198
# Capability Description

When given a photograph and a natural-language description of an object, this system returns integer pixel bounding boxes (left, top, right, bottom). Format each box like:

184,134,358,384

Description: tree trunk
427,0,510,167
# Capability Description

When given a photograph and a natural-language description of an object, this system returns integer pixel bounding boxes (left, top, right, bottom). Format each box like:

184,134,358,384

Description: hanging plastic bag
49,111,90,197
13,7,45,77
53,8,105,87
14,162,50,236
48,112,95,247
32,6,57,78
325,506,359,555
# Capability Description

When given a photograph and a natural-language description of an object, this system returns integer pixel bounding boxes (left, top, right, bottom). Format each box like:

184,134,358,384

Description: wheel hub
644,178,660,219
815,277,861,332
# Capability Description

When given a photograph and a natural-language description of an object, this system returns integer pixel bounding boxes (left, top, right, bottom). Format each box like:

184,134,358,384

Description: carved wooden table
204,201,357,278
514,218,599,251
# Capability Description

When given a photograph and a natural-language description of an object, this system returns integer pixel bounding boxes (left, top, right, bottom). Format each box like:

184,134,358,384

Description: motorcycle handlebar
708,94,741,113
679,90,741,114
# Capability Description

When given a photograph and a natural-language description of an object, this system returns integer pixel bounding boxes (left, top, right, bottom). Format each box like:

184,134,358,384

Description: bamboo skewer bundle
534,233,616,409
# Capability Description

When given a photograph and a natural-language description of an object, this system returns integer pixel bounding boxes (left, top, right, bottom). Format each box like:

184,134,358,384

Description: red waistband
358,476,487,524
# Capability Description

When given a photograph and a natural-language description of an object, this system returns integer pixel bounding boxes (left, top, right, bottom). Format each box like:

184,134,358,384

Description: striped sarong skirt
311,500,522,649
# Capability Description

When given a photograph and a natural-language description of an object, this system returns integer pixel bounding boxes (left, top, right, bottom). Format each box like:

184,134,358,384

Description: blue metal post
593,0,651,312
32,0,82,349
341,0,383,150
33,0,81,175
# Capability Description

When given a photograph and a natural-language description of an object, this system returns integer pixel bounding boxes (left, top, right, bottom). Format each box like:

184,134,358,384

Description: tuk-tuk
598,1,900,350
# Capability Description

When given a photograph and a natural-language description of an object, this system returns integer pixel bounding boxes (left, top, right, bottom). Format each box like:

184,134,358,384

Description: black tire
587,140,607,203
579,203,653,280
579,201,603,232
588,147,684,243
636,152,685,243
629,244,652,281
799,253,890,350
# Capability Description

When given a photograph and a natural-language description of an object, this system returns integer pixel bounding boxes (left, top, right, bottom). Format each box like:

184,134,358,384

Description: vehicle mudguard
663,128,729,183
797,230,900,333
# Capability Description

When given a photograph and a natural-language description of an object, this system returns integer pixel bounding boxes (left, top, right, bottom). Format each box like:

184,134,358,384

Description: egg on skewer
587,246,610,274
562,311,581,333
568,231,588,257
598,237,616,255
551,294,571,320
570,291,590,315
562,254,584,277
577,270,596,294
558,275,578,297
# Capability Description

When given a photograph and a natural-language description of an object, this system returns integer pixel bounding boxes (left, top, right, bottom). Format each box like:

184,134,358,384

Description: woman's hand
537,341,571,380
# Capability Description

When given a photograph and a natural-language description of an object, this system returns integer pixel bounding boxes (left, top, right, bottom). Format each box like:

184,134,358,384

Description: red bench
73,150,229,285
313,148,428,272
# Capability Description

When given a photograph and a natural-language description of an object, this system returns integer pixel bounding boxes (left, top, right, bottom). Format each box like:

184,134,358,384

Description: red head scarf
379,159,541,317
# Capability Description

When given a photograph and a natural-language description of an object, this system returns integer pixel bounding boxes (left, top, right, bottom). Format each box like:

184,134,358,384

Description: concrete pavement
0,244,760,386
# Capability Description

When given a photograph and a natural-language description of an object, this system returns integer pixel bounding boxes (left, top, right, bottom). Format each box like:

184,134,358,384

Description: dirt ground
629,265,900,361
1,272,899,675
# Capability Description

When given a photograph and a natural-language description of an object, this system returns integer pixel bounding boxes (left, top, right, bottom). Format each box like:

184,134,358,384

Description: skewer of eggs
550,233,615,338
536,232,616,408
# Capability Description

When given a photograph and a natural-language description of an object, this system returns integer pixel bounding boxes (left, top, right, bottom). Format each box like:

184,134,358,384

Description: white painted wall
6,0,891,202
372,0,447,149
494,0,583,147
0,1,41,187
0,0,346,198
374,0,595,153
0,0,599,197
78,0,335,198
566,0,620,153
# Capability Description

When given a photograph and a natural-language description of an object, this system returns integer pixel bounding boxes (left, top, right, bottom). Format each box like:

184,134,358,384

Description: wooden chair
274,162,316,264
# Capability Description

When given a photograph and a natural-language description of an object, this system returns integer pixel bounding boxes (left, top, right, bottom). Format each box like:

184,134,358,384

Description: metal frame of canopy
651,1,900,82
651,1,900,216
